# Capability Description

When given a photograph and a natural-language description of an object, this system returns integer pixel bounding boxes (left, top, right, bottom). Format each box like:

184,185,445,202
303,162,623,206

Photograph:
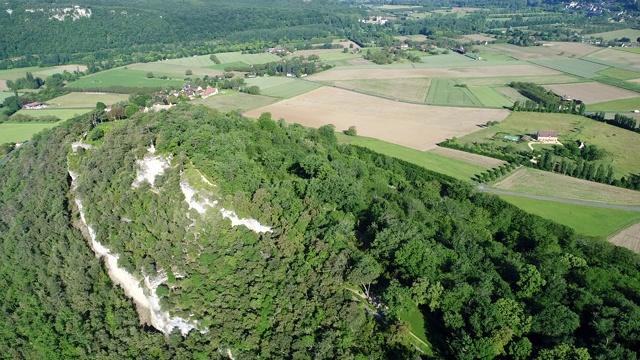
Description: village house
22,102,46,110
536,130,559,143
170,84,218,100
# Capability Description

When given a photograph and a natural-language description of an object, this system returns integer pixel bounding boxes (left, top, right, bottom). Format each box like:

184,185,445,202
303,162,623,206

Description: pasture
583,48,640,72
0,121,63,144
484,42,600,60
0,65,87,82
609,222,640,253
128,62,220,78
528,59,608,78
544,82,639,104
429,146,507,168
46,92,129,108
597,67,640,80
245,87,509,151
458,112,640,177
497,194,640,239
12,109,88,120
67,68,185,89
214,52,281,65
195,91,278,113
244,77,322,98
337,134,488,181
322,78,431,103
587,29,640,41
468,86,513,108
0,91,22,101
425,79,483,107
492,167,640,206
587,97,640,112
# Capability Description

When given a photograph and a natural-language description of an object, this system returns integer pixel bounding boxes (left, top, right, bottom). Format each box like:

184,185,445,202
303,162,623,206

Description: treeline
363,48,421,65
223,56,328,77
587,112,640,133
511,82,585,115
1,73,71,118
6,72,43,90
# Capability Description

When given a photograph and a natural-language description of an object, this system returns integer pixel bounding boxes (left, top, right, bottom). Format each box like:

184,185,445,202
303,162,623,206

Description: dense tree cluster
1,106,639,358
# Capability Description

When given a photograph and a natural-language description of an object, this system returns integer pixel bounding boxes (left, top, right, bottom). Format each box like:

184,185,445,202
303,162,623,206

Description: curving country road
477,185,640,211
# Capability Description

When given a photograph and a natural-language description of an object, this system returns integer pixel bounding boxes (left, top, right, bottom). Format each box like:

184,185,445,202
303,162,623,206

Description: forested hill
0,0,362,59
1,106,639,358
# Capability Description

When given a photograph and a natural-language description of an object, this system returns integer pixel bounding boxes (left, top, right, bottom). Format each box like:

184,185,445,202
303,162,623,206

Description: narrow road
477,185,640,211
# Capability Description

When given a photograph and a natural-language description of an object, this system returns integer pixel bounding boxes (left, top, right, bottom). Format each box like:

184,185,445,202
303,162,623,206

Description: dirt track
609,222,640,253
245,87,509,151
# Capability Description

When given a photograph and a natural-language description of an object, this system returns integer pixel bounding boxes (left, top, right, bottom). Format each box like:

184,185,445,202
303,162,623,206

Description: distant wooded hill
0,0,363,60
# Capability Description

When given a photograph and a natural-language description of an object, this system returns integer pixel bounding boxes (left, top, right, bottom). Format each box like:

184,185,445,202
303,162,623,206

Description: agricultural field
597,67,640,80
582,48,640,72
0,121,63,144
609,222,640,253
67,68,185,89
245,87,509,151
194,91,278,113
337,134,488,181
461,34,496,42
587,29,640,41
0,91,22,101
161,55,216,67
425,79,483,107
467,86,513,108
497,194,640,239
0,65,86,82
544,82,639,104
587,97,640,112
492,167,640,206
244,77,322,98
322,78,431,103
127,62,220,78
528,59,608,78
213,52,281,65
12,109,89,121
484,42,600,60
457,112,640,177
45,92,129,108
428,146,507,169
495,86,529,102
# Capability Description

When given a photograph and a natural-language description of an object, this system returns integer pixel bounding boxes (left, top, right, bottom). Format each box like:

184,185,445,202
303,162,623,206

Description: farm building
536,130,559,142
22,102,46,110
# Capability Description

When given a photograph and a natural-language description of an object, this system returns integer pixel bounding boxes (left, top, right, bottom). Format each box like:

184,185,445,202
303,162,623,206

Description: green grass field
458,112,640,177
492,167,640,206
587,97,640,112
468,86,513,108
128,62,219,78
46,92,129,108
161,55,217,67
425,79,483,107
397,300,432,355
214,52,281,65
0,121,63,144
244,77,322,98
195,91,278,112
616,47,640,55
528,59,608,78
588,29,640,41
67,69,185,89
12,108,89,120
498,194,640,238
207,61,248,70
0,91,23,101
337,134,487,181
323,78,431,103
597,67,640,80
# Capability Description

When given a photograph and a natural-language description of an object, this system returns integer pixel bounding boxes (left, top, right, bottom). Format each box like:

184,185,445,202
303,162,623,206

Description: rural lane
477,185,640,211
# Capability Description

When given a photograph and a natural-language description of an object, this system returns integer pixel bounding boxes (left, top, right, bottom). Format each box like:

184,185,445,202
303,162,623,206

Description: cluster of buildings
22,102,46,110
168,84,218,100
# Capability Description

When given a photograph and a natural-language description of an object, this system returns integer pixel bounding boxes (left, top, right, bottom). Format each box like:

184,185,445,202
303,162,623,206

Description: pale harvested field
492,167,640,206
584,48,640,71
462,34,496,42
0,80,6,90
308,64,559,81
609,222,640,253
546,42,601,57
629,78,640,84
544,82,639,103
429,146,507,168
245,87,509,151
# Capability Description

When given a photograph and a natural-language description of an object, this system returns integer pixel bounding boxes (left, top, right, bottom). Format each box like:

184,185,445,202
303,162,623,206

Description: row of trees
511,82,586,115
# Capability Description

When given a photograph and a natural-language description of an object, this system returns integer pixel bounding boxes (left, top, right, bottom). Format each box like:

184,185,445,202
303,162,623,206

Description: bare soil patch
462,34,496,42
308,64,559,81
245,87,509,151
429,146,507,168
609,222,640,253
0,80,7,91
544,82,639,104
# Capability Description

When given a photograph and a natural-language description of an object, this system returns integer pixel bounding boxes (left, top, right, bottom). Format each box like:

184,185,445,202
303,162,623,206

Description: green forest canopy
0,105,639,359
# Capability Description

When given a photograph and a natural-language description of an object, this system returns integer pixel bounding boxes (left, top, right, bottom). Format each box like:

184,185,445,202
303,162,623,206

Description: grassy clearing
468,86,512,108
323,78,431,103
195,91,278,113
425,79,483,107
492,167,640,206
337,134,487,181
397,301,432,355
0,121,63,144
215,52,280,65
587,29,640,41
497,194,640,239
528,59,608,78
597,67,640,80
244,77,322,98
457,112,640,177
13,109,89,120
46,92,129,108
587,97,640,112
68,69,185,89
